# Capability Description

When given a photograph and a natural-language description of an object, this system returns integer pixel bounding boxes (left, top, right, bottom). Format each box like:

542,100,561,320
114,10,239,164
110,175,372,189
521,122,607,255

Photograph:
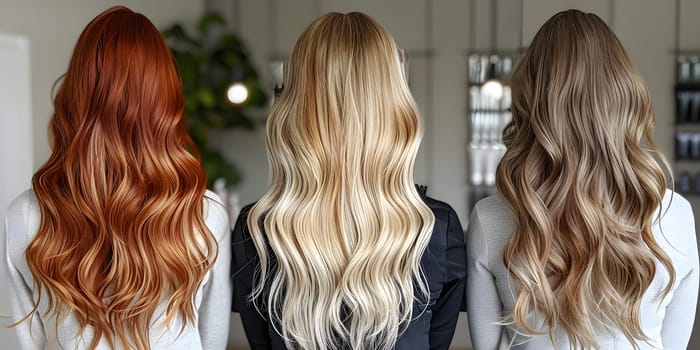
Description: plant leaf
198,13,226,34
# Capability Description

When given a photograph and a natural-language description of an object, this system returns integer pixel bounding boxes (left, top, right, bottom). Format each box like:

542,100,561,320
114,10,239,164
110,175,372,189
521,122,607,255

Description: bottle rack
467,53,519,209
674,54,700,196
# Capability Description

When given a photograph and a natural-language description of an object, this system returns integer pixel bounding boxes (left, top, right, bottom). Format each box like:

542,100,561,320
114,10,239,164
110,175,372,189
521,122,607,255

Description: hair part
497,9,675,349
247,12,435,350
21,6,217,349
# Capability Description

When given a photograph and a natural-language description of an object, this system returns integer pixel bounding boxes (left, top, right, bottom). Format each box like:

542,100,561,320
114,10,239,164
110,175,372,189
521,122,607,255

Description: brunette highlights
497,10,674,349
21,6,217,349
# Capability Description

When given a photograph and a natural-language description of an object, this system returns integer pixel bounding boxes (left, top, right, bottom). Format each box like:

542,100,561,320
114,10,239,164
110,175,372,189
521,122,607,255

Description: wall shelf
674,53,700,197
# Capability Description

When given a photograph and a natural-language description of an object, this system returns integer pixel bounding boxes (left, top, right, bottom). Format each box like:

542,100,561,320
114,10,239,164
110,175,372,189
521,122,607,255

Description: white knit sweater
467,190,699,350
3,190,232,349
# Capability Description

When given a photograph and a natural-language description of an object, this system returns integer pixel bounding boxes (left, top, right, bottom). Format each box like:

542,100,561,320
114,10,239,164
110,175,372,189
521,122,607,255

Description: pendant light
225,0,248,105
226,66,249,104
480,0,503,100
481,58,504,99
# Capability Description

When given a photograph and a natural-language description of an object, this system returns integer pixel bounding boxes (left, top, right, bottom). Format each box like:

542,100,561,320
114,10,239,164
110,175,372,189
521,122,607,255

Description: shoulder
467,193,515,263
231,203,256,242
5,189,40,230
470,193,515,238
421,195,466,256
656,190,694,234
232,203,255,234
5,189,38,220
472,193,513,226
659,189,693,219
231,203,257,248
231,202,259,275
423,195,458,222
4,189,41,259
422,195,464,237
655,189,696,256
238,203,255,221
203,190,229,239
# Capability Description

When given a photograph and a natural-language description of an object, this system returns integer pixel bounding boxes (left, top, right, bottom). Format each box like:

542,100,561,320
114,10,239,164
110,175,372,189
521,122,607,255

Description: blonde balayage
497,10,675,349
247,12,435,350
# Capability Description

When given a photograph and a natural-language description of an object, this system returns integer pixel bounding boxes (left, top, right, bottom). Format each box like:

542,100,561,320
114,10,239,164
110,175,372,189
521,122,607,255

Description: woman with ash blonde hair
4,6,231,350
232,12,467,350
467,9,698,350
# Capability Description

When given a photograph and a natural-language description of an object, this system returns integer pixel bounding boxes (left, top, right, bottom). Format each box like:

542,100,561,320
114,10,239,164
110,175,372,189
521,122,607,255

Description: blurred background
2,0,700,349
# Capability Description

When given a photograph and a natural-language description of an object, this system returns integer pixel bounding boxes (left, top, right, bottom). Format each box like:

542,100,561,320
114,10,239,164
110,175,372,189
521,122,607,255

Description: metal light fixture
480,57,503,100
480,0,503,101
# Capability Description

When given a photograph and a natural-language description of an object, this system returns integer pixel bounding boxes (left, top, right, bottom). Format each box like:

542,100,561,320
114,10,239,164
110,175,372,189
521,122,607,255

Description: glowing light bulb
481,79,504,100
227,82,249,104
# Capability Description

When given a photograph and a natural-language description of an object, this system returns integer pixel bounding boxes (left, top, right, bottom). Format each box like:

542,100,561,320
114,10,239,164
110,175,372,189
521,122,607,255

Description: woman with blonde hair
232,12,467,350
466,9,698,350
3,6,231,349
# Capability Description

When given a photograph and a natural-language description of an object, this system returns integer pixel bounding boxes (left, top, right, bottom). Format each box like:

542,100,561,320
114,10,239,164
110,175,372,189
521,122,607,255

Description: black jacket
231,195,467,350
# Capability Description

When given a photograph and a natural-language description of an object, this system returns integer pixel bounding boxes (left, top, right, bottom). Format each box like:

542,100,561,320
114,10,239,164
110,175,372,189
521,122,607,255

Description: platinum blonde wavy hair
246,12,435,350
497,10,675,349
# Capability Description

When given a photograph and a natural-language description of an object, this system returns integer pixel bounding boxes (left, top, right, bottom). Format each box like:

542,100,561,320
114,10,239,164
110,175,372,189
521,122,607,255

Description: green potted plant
162,13,267,187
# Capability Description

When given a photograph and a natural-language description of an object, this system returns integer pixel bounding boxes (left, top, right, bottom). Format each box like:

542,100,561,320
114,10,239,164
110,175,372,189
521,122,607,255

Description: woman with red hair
3,6,231,349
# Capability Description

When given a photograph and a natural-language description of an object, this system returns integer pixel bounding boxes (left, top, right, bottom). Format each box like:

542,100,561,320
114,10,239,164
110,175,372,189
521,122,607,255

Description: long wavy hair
246,12,435,350
19,6,217,349
496,10,675,349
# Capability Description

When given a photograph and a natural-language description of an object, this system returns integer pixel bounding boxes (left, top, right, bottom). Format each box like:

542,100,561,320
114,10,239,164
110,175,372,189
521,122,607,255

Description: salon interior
2,0,700,349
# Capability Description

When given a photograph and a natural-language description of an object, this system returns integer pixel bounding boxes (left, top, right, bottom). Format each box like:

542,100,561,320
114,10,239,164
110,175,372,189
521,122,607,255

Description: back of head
496,9,674,348
247,12,435,350
26,6,216,349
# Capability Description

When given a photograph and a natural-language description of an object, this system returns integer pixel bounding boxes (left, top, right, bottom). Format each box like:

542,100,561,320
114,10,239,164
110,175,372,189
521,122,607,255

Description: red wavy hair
22,6,217,349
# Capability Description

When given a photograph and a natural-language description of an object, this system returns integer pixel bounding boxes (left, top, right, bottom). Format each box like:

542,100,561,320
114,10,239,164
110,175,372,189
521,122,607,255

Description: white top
3,189,232,350
467,190,699,350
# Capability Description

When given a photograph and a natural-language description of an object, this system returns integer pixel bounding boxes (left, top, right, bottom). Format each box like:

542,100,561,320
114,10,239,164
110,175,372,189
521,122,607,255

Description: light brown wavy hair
246,12,435,350
496,9,675,349
17,6,217,349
